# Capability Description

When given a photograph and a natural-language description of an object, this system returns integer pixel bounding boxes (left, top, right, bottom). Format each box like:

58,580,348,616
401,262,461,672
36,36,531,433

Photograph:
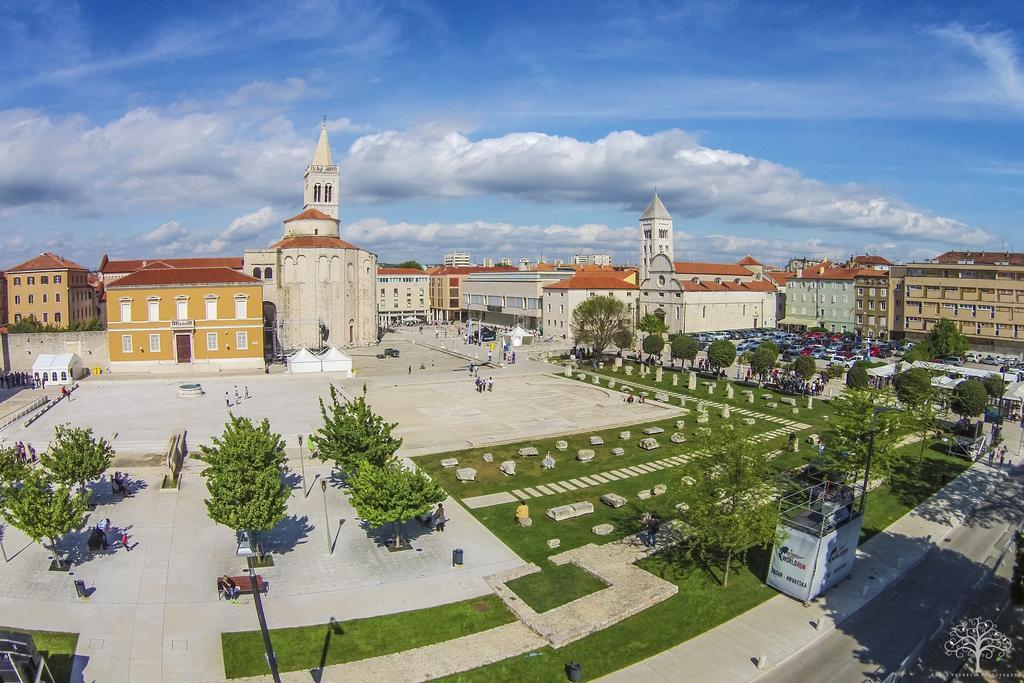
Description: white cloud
221,207,276,240
140,220,188,244
325,117,373,134
225,78,308,106
932,24,1024,107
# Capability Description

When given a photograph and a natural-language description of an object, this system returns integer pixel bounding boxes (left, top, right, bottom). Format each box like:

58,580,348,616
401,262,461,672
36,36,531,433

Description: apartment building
781,265,868,333
428,265,516,322
105,265,265,372
377,267,429,327
854,270,890,339
5,252,96,327
463,269,574,331
890,251,1024,354
443,251,471,267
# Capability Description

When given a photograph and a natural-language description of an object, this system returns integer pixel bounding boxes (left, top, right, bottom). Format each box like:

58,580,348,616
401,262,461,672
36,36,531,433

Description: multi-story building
847,254,892,272
890,251,1024,354
636,194,778,333
482,258,494,268
98,256,244,285
781,264,868,333
854,269,890,339
542,270,638,341
443,251,471,267
463,269,574,330
0,273,7,326
499,257,512,267
4,252,96,327
377,268,429,327
105,265,265,372
428,265,516,322
572,254,613,266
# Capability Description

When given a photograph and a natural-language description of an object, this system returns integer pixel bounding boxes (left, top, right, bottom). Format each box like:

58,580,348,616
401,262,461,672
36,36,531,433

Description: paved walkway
598,458,1005,682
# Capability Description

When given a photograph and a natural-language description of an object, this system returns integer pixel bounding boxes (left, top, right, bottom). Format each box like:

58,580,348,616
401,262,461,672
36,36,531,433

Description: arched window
691,277,699,284
314,184,321,202
252,267,261,278
264,266,273,280
61,371,67,381
324,184,332,202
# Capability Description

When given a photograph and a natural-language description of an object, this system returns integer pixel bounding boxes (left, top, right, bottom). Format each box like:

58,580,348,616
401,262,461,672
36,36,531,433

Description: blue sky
1,0,1022,269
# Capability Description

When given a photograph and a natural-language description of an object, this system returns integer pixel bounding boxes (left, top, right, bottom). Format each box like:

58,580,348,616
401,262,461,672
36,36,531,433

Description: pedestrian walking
408,365,412,374
434,504,447,532
487,378,493,392
244,386,250,399
225,392,231,408
121,531,131,551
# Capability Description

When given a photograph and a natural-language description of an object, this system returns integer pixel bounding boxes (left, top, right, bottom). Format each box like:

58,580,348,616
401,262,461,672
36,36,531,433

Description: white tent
867,364,897,378
503,324,534,347
31,353,83,385
319,347,353,377
931,375,964,390
287,347,322,374
1002,381,1024,404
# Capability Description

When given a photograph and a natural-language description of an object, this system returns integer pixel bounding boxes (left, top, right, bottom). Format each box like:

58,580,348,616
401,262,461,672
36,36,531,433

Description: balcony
170,319,195,330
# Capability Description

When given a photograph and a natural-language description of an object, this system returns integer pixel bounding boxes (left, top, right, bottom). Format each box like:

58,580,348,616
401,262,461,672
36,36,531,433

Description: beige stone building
243,124,378,353
854,270,890,339
542,270,638,341
637,194,778,333
890,251,1024,354
4,252,96,328
377,268,429,326
463,270,574,330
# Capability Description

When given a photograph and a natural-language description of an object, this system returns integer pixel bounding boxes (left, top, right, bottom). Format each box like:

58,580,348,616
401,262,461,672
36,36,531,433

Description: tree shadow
357,516,440,549
259,515,313,555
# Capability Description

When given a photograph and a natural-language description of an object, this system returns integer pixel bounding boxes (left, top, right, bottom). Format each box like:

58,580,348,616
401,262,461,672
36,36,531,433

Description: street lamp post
321,479,332,555
246,554,281,683
298,434,307,498
859,406,899,516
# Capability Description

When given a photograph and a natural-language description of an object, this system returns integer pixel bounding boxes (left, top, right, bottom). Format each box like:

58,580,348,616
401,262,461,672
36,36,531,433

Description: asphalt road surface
757,464,1023,683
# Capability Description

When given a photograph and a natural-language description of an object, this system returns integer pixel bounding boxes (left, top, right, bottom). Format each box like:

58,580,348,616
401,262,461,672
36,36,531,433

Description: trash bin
566,661,582,681
452,548,464,566
74,579,87,598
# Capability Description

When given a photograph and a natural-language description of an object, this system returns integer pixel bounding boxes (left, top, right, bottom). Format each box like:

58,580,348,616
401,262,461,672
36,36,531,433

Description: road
757,463,1024,683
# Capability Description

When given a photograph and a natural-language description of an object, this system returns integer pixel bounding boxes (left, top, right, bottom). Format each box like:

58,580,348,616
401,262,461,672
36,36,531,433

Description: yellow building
4,252,96,327
105,265,265,373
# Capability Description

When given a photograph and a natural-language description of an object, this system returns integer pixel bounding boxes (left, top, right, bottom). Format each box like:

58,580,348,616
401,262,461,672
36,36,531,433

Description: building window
13,314,20,323
205,297,218,321
27,294,33,304
120,300,132,322
42,294,47,303
207,332,218,351
236,331,248,349
42,313,48,323
148,299,160,322
264,267,273,280
325,184,332,202
314,183,321,202
121,335,132,353
176,298,188,320
12,277,19,285
13,295,19,305
149,334,160,352
27,277,34,285
55,293,61,302
252,267,261,278
234,296,248,319
41,276,49,285
54,275,61,284
55,312,61,324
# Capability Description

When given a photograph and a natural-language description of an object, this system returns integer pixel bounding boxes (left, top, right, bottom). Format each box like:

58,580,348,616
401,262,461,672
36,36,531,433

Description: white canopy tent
1001,381,1024,404
503,324,534,347
319,347,353,377
866,364,897,378
31,353,83,385
931,375,964,390
287,347,322,374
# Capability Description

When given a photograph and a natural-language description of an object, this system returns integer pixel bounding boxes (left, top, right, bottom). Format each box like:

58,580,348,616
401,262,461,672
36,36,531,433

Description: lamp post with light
860,406,900,516
298,434,307,498
321,479,332,555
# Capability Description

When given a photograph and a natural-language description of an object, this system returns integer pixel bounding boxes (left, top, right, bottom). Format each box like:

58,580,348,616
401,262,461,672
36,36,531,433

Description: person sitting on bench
218,576,241,602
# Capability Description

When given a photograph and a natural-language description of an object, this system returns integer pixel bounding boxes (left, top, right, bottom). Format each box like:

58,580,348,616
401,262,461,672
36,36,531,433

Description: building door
175,334,192,363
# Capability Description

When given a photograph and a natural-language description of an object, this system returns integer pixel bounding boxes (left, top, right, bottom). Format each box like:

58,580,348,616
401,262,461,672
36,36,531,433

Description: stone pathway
228,529,681,683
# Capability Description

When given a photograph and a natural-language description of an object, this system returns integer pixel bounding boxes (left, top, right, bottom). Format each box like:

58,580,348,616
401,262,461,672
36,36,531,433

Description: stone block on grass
589,435,604,446
619,431,631,440
652,483,667,496
742,418,756,426
780,397,797,406
500,460,517,476
610,447,625,456
547,538,561,549
766,402,778,409
670,432,686,444
577,449,596,463
643,426,665,435
592,523,615,536
518,447,540,457
675,419,686,429
600,492,627,508
482,452,494,463
440,458,459,468
654,392,669,402
455,467,477,481
555,440,568,451
696,414,709,425
638,437,660,450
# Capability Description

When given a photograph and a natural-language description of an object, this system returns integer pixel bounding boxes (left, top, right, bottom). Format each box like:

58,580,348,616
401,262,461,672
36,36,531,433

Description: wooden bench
217,575,268,600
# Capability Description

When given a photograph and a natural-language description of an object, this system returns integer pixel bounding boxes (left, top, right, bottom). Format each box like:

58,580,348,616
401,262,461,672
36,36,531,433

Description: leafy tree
612,327,634,352
198,415,290,556
901,340,934,363
749,346,777,380
0,469,88,568
642,333,665,358
392,260,424,270
40,425,115,495
951,379,988,420
679,439,781,588
637,314,669,337
823,388,908,481
845,363,870,389
759,341,779,357
569,295,633,357
982,374,1006,400
706,340,736,375
309,385,402,475
893,367,933,407
670,334,699,368
347,461,446,548
928,318,968,359
792,355,817,381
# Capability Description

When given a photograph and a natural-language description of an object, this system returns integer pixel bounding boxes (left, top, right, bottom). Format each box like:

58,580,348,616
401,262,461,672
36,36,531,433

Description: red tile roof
850,254,892,266
933,251,1024,266
6,252,88,273
271,236,360,250
736,255,762,266
673,261,753,276
680,279,777,293
378,267,427,275
764,270,791,285
100,257,244,274
107,267,261,288
544,274,638,290
283,208,338,223
429,266,518,276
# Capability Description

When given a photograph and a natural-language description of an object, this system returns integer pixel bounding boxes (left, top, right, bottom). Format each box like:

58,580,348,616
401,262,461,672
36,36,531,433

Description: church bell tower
639,192,673,283
303,122,340,219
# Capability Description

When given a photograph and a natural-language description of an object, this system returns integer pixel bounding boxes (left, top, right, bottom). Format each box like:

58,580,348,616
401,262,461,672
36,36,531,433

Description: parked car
981,355,1001,366
940,356,964,366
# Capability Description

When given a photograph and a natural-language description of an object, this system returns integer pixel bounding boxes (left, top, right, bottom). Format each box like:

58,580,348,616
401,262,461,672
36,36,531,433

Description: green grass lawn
0,627,78,683
221,595,514,678
435,547,775,682
505,563,608,613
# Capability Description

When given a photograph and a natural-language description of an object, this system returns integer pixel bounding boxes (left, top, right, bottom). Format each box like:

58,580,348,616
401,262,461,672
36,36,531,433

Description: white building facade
463,270,573,331
377,268,429,326
542,272,639,341
243,124,378,353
